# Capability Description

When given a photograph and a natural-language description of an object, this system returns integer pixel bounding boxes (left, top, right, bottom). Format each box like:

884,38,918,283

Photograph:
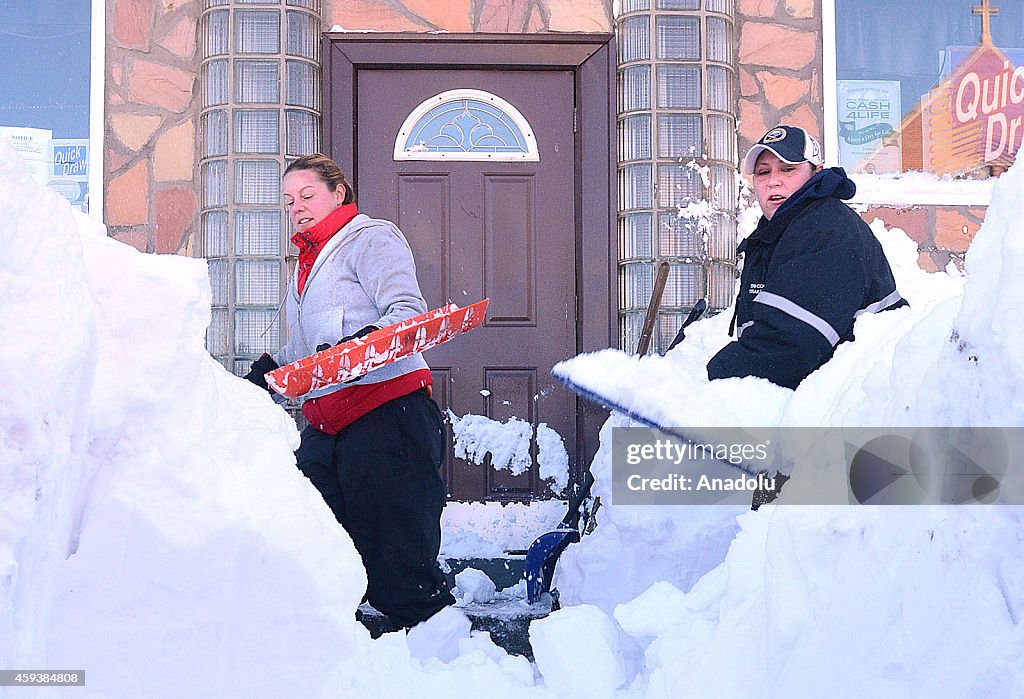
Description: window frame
88,0,104,219
822,0,996,206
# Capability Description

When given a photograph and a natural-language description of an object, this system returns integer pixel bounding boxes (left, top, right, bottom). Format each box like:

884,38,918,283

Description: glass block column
616,0,738,354
200,0,321,375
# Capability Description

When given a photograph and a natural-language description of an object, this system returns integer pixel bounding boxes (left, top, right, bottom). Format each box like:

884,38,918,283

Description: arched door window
394,89,539,161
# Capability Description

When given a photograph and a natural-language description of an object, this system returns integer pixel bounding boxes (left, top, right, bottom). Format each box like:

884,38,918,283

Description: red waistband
301,369,434,435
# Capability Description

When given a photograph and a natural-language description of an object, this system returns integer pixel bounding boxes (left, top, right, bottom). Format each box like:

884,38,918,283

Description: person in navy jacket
707,125,906,390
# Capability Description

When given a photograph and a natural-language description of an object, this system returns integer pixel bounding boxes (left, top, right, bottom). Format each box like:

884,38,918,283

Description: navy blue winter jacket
706,167,906,389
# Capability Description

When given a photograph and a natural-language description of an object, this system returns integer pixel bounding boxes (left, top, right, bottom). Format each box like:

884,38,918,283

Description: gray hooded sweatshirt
274,213,429,401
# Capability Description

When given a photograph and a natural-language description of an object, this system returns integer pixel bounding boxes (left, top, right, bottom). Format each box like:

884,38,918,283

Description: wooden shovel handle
635,261,670,356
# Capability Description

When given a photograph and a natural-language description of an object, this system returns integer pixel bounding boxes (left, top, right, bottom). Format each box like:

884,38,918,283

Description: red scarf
291,203,359,296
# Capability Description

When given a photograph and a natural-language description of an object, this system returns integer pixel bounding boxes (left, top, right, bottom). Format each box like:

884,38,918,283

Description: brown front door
324,34,616,503
357,69,576,501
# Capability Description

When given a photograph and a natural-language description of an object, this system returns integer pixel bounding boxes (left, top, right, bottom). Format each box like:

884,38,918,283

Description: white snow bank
0,139,367,695
530,605,626,698
552,153,1024,693
0,140,550,697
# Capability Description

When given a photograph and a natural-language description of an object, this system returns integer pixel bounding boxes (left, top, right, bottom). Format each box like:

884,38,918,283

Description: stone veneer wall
105,0,200,255
861,205,986,272
736,0,821,156
326,0,614,32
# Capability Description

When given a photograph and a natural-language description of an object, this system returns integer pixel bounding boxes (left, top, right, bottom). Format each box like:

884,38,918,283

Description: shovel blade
525,528,581,604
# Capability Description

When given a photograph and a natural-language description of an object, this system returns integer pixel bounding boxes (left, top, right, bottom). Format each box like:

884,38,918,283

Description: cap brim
742,144,807,175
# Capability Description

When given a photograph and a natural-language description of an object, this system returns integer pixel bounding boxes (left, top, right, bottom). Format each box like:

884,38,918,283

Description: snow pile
454,568,497,605
530,605,626,698
0,140,547,697
616,508,1024,698
551,154,1024,693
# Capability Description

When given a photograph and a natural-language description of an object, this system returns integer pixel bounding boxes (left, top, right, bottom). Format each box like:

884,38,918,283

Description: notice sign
0,126,53,186
837,80,902,173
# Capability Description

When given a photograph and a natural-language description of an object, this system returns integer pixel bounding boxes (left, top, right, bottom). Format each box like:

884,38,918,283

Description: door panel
357,68,576,500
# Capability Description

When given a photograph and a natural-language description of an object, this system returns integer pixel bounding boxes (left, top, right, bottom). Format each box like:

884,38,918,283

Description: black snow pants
294,388,454,628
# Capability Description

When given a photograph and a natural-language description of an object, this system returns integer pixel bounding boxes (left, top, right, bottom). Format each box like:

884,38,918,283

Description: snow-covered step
356,556,553,658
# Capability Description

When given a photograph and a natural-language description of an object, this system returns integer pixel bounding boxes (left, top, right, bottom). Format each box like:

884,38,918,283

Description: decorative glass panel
204,60,228,107
707,16,733,64
709,214,737,260
657,0,700,8
707,114,734,161
619,164,653,210
203,160,227,207
657,64,701,109
621,0,650,11
234,160,280,204
286,60,318,108
619,262,654,310
619,65,651,112
207,308,229,356
235,11,280,54
203,110,228,157
286,11,317,59
710,164,735,210
208,259,229,306
658,213,701,257
394,89,539,161
619,213,654,260
235,110,280,153
235,309,280,354
619,16,650,62
235,260,280,304
286,110,319,156
236,60,280,103
204,10,229,56
234,211,281,255
705,0,733,13
621,311,646,355
707,65,734,112
656,16,700,60
658,163,704,208
619,114,652,161
663,263,703,306
659,312,686,350
202,211,228,257
710,262,737,309
658,114,703,159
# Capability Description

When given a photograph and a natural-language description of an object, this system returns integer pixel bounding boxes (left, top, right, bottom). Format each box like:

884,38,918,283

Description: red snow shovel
525,262,710,604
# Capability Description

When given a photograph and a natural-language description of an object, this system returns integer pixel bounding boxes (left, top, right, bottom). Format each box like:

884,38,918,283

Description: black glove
315,325,379,353
243,353,279,393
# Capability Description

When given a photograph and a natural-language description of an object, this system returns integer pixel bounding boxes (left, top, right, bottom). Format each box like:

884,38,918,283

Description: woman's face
751,150,819,220
282,169,346,233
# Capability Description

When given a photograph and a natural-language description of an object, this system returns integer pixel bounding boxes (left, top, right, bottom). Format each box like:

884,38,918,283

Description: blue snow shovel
525,265,715,604
525,468,596,604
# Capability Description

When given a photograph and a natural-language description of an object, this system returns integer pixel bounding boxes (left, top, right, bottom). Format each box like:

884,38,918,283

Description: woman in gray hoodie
245,154,454,630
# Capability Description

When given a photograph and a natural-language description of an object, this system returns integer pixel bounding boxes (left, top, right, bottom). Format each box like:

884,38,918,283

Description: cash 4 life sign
926,45,1024,174
837,80,901,173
